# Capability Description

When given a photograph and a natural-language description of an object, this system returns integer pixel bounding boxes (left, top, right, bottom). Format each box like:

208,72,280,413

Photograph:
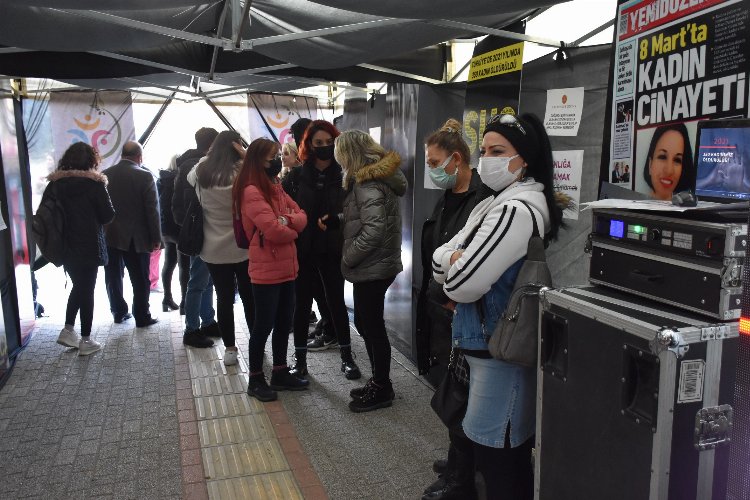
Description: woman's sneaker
78,338,102,356
307,334,338,351
348,380,394,412
270,367,310,391
247,374,277,402
56,327,80,348
224,349,239,366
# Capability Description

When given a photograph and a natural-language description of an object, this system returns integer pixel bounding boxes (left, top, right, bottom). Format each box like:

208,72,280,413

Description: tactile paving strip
194,393,264,420
192,373,249,396
198,414,275,446
206,472,303,500
202,440,289,480
185,335,306,500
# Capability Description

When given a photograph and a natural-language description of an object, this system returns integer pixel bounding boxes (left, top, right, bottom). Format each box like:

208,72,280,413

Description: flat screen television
694,118,750,202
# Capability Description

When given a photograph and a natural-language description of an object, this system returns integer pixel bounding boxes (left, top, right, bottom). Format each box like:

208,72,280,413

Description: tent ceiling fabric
0,0,567,89
306,0,565,19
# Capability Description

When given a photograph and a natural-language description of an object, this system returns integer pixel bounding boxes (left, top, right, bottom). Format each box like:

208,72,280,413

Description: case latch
694,405,733,450
650,328,689,358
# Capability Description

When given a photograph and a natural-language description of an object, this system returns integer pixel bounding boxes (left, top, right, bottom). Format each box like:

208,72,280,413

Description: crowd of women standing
48,110,564,499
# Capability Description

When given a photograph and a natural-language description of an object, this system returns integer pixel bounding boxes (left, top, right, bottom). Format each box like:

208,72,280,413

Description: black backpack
32,182,66,267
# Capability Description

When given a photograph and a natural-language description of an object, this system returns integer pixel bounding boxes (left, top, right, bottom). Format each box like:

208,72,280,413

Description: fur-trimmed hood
351,151,407,196
48,169,108,185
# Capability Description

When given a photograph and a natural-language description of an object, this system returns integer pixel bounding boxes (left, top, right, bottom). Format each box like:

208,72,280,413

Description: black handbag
430,350,469,429
177,186,204,256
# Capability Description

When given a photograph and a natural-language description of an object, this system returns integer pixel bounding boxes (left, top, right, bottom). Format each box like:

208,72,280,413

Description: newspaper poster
608,0,750,200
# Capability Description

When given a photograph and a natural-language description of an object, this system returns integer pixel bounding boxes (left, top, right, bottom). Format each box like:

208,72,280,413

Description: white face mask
478,155,521,192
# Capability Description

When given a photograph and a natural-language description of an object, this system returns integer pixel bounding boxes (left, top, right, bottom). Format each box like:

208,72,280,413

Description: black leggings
473,435,534,500
162,242,189,304
205,261,254,348
352,276,395,383
64,262,99,337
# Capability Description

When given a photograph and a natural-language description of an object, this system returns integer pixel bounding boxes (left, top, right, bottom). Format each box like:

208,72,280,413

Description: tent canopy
0,0,569,92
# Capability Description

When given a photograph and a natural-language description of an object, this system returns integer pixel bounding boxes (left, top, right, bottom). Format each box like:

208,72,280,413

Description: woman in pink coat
233,138,309,401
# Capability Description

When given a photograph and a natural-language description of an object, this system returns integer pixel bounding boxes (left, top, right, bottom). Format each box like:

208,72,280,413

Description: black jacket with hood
415,169,491,374
47,169,115,266
281,159,346,260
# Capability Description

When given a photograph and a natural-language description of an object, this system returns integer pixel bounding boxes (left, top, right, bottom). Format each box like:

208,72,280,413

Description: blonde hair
425,118,470,166
334,130,387,186
282,141,298,158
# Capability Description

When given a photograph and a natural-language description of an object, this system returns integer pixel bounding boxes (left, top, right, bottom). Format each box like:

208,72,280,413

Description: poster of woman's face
634,121,697,201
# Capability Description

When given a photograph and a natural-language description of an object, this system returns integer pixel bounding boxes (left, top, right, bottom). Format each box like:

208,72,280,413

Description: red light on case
740,317,750,335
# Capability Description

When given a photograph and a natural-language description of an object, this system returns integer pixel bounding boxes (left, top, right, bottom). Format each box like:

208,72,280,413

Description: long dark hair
58,142,98,171
483,113,563,240
197,130,242,188
642,123,694,193
232,138,280,214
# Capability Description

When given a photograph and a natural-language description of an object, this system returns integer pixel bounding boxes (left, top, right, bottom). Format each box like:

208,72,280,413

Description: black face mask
266,158,283,178
313,145,335,161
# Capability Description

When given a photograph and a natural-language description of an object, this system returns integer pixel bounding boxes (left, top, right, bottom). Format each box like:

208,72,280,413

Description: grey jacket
341,151,406,283
102,159,161,253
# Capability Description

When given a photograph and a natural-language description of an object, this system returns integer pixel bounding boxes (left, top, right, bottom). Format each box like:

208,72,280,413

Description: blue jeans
184,256,216,332
248,280,295,374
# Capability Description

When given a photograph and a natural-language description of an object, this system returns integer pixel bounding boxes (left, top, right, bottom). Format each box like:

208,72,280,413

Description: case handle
629,269,664,283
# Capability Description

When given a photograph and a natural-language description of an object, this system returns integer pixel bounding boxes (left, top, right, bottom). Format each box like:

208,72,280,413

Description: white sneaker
78,338,102,356
57,327,80,348
224,349,239,366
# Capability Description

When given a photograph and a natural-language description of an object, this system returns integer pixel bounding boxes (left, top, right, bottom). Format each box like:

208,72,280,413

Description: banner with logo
247,93,317,144
49,91,135,170
605,0,750,200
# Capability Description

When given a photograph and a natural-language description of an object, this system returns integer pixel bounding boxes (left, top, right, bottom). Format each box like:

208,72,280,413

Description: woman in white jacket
188,130,254,366
432,113,563,500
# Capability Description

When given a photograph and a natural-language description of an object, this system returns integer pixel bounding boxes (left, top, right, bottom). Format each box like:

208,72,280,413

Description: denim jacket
451,258,524,350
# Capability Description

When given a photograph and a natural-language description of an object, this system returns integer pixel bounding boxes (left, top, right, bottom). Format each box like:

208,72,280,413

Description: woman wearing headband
432,113,563,499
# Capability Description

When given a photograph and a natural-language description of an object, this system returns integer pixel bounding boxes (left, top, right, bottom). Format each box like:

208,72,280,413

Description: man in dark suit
103,141,161,327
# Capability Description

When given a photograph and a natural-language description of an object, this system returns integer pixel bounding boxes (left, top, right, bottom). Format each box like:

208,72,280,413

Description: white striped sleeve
431,230,462,284
442,202,533,304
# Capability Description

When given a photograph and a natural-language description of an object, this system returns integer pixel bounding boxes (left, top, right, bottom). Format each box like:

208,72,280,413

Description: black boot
423,442,477,500
162,297,179,312
247,374,277,402
433,459,448,474
340,346,361,380
270,367,310,391
348,379,394,412
290,349,308,378
183,329,213,348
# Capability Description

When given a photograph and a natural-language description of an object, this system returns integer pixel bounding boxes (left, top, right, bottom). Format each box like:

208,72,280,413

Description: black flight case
535,286,738,500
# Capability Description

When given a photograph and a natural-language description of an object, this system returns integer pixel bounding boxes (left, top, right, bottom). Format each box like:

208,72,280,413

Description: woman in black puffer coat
158,155,190,312
50,142,115,356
